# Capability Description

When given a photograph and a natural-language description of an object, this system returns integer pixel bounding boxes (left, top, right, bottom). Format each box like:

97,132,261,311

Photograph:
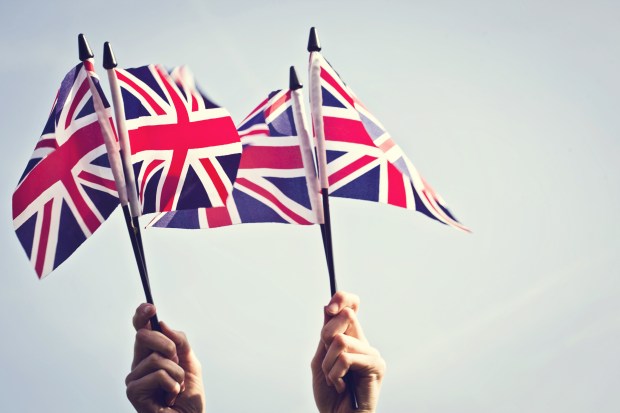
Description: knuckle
149,351,163,361
164,341,177,357
125,381,137,399
147,351,165,367
321,358,330,376
341,307,355,321
321,329,332,346
327,367,341,383
135,329,149,343
332,333,347,351
154,369,167,381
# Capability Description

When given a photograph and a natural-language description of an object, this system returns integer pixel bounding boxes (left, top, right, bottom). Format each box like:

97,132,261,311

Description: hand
311,292,386,413
126,304,206,413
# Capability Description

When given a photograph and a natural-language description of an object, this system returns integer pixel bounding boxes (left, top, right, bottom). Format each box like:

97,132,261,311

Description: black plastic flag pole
306,28,359,410
93,38,160,332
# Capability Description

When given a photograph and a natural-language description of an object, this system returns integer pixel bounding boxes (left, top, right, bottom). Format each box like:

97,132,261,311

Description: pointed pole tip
289,66,303,90
78,33,94,61
103,42,118,69
307,27,321,52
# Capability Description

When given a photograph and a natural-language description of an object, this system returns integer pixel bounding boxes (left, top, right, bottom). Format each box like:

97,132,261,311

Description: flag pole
289,66,325,230
100,40,161,331
290,65,334,287
289,65,333,284
305,29,359,409
306,29,339,296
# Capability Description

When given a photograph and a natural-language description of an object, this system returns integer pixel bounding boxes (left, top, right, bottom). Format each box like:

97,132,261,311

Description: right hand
125,304,206,413
311,292,386,413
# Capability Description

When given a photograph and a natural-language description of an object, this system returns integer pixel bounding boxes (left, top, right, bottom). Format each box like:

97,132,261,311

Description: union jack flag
310,53,469,232
115,64,241,214
12,62,120,278
149,89,318,229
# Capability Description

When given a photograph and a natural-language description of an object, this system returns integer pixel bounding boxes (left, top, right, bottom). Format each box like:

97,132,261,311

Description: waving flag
114,64,241,214
12,62,120,278
309,52,469,232
150,89,318,229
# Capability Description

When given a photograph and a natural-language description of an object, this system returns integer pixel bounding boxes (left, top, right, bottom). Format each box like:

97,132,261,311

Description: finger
325,291,360,317
311,338,328,379
160,321,199,393
133,303,156,331
160,321,192,360
133,328,179,369
126,352,185,386
326,352,385,394
126,370,181,410
321,307,366,346
321,333,377,385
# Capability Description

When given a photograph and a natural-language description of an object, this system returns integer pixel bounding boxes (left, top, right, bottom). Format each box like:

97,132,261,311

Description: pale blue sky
1,1,619,412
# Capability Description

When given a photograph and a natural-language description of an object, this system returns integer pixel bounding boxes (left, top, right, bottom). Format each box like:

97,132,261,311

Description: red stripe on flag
35,139,59,151
13,123,106,218
191,91,199,112
320,68,354,107
328,155,376,187
129,114,239,153
239,146,303,170
420,182,470,232
78,170,117,192
263,91,290,119
35,199,54,277
239,128,269,139
422,190,446,220
235,178,311,225
140,159,164,204
116,70,166,116
156,66,189,123
200,158,228,205
108,117,119,141
386,163,407,208
379,138,396,152
323,117,376,146
239,97,269,125
62,174,102,234
65,79,91,130
205,206,233,228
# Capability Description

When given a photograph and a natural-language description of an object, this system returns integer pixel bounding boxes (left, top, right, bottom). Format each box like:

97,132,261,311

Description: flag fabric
149,89,318,229
309,52,469,232
12,62,120,278
114,64,241,214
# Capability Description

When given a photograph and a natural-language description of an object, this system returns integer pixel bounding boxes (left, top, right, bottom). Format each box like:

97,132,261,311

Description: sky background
1,1,619,412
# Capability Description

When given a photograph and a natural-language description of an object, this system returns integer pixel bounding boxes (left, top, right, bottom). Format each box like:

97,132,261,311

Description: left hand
125,304,205,413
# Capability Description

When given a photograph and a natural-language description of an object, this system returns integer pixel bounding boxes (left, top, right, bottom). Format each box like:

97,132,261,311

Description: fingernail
326,303,338,315
142,305,153,315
